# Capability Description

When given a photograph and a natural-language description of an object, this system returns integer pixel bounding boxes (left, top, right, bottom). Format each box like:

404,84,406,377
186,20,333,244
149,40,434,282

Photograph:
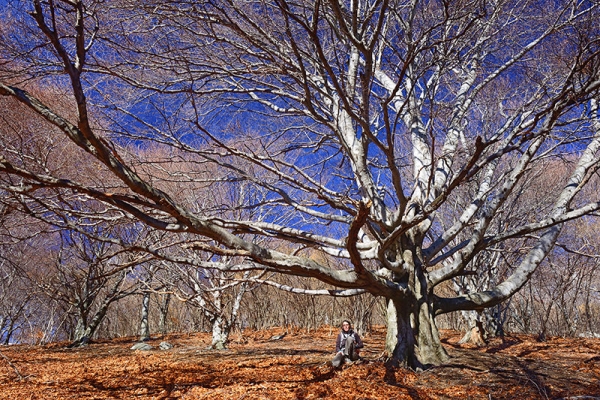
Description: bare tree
1,0,600,368
159,257,257,349
0,205,70,345
31,229,139,347
509,214,600,339
0,257,32,345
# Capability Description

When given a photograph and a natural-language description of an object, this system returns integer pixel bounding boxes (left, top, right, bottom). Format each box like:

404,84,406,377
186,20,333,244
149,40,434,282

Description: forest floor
0,326,599,399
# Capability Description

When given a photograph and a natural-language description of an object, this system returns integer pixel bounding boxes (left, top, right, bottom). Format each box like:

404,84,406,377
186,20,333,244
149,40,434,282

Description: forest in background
1,206,599,346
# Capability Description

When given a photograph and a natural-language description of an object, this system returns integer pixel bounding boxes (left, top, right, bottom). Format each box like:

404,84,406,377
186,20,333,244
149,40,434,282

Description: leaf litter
0,326,598,399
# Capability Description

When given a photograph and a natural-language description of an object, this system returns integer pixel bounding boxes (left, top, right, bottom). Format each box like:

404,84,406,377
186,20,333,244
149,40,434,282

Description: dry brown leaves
0,327,599,399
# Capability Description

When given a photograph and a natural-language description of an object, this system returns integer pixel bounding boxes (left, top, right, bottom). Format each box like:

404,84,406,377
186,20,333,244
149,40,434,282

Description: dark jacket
335,329,364,352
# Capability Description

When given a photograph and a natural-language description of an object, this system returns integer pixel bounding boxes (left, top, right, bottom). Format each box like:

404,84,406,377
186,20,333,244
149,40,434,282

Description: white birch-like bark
138,291,151,341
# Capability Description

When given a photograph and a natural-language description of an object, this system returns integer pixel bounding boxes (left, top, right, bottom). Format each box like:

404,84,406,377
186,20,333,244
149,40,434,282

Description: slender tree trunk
228,276,248,334
491,305,506,338
2,318,16,346
139,291,151,341
0,316,6,344
158,293,171,335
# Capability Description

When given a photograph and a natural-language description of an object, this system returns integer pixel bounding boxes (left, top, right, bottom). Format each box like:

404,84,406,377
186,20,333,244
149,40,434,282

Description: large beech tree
1,0,600,368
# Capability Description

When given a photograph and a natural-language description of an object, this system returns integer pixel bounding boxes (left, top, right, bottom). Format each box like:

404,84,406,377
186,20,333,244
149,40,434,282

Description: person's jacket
335,329,364,352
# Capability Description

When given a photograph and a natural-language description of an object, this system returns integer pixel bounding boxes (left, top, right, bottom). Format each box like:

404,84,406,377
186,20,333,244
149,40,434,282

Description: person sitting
331,320,364,368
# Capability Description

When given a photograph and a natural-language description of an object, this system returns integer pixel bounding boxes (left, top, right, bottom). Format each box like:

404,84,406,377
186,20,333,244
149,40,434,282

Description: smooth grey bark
158,293,171,335
385,300,449,369
202,276,249,350
138,291,151,341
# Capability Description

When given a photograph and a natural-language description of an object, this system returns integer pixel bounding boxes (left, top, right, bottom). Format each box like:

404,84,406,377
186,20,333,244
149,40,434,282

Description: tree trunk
2,317,16,346
458,311,488,347
71,318,93,347
210,316,229,350
0,316,6,345
385,298,449,370
459,322,487,347
72,315,88,340
158,293,171,335
139,291,151,341
69,278,126,347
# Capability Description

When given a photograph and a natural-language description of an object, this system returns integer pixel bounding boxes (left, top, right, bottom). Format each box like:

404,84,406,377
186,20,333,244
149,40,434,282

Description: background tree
507,215,600,339
0,256,32,345
34,229,139,346
158,256,257,349
0,0,599,368
0,199,70,345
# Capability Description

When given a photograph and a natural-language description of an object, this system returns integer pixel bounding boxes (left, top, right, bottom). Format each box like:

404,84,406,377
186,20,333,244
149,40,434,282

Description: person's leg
343,336,354,355
344,336,357,361
350,344,360,361
332,351,344,368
